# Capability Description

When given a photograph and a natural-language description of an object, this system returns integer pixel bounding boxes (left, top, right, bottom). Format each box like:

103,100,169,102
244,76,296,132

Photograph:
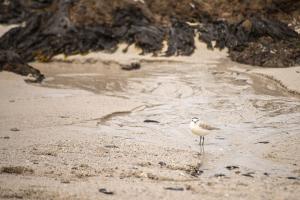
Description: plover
190,117,219,153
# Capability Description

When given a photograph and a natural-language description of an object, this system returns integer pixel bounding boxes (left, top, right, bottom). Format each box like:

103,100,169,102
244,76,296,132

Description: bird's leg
202,137,205,154
199,136,201,145
199,136,203,155
199,141,201,155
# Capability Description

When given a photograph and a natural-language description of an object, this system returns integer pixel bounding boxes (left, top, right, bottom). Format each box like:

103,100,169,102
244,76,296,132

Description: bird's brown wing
199,123,219,130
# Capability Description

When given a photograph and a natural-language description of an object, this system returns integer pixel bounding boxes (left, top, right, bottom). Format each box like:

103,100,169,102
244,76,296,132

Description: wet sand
1,44,300,199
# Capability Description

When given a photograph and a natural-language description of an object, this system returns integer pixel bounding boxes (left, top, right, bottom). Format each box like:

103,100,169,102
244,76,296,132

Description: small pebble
287,177,298,180
226,165,239,170
99,188,114,195
214,173,226,178
121,62,141,71
61,179,70,184
164,187,184,191
257,141,269,144
242,172,255,178
158,161,166,167
105,145,119,149
144,119,160,123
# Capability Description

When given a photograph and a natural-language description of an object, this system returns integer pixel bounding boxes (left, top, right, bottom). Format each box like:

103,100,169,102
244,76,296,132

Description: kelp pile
0,0,299,80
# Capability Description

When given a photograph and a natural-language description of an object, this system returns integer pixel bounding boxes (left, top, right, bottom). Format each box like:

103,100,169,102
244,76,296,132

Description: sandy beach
1,0,300,199
1,42,300,199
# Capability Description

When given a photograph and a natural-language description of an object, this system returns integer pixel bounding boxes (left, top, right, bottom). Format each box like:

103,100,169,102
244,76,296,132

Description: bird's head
191,117,200,123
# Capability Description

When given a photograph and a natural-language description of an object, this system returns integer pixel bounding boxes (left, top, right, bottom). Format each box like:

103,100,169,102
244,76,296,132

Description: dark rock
287,176,298,180
226,166,239,170
121,62,141,71
198,16,300,67
10,128,20,132
214,173,226,178
257,141,270,144
242,172,255,178
0,166,34,174
99,188,114,195
158,161,166,167
137,162,152,167
0,0,299,78
144,119,160,123
61,179,71,184
0,0,28,24
185,185,192,191
0,0,54,24
0,51,44,82
166,19,195,56
164,187,184,191
104,145,119,149
186,163,203,177
189,168,203,177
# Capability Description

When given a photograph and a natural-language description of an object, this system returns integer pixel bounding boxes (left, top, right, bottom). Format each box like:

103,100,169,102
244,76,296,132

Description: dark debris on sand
0,50,44,82
0,166,34,175
98,188,114,195
0,0,299,78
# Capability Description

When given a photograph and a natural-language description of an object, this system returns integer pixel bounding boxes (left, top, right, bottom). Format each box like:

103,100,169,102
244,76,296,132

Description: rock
166,19,195,56
143,119,160,123
0,51,44,82
61,179,71,184
0,0,299,76
10,128,20,132
121,62,141,71
242,172,255,178
199,16,300,67
0,166,34,174
104,145,119,149
138,162,152,167
287,176,298,180
186,163,203,177
257,141,270,144
226,165,239,170
164,187,184,191
99,188,114,195
146,173,159,180
190,168,203,177
214,173,226,178
0,0,53,24
79,164,89,168
158,161,166,167
185,185,192,191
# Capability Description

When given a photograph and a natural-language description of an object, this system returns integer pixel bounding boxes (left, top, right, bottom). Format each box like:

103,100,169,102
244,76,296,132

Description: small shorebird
190,117,219,154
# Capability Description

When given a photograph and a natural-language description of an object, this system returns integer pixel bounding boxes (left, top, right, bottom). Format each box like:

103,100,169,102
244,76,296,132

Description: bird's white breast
190,122,210,136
